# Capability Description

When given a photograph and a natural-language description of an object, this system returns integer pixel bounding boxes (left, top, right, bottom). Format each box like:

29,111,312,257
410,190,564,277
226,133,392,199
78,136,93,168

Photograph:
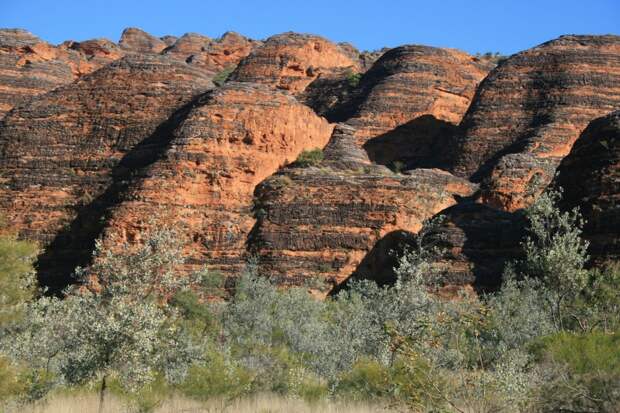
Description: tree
0,232,37,404
0,233,37,327
4,229,199,412
520,188,590,330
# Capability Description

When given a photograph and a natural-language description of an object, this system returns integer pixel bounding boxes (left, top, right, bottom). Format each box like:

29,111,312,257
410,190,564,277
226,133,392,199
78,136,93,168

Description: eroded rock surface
119,27,167,53
340,45,491,145
451,35,620,211
555,110,620,265
0,55,213,288
229,32,358,93
0,29,83,117
99,82,334,280
249,125,476,291
163,31,259,75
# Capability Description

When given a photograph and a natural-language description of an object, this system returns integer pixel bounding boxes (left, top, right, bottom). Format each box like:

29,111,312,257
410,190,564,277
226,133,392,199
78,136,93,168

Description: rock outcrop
249,124,476,291
0,55,213,288
247,44,490,291
98,82,334,280
555,110,620,265
0,29,79,117
2,27,619,295
229,32,358,93
163,31,258,75
345,203,525,292
60,38,125,71
119,27,167,53
339,45,491,147
451,35,620,211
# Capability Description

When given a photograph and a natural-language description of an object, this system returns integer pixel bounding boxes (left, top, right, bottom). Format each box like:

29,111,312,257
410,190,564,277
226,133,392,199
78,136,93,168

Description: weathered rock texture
229,32,358,93
345,203,525,292
338,45,491,145
0,29,97,117
0,55,213,288
59,38,125,70
451,35,620,211
0,26,255,120
99,82,334,279
119,27,167,53
555,110,620,265
2,27,619,294
163,31,259,75
249,124,476,290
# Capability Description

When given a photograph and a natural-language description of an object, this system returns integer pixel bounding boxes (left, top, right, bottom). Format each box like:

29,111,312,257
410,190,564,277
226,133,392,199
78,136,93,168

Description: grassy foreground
23,393,394,413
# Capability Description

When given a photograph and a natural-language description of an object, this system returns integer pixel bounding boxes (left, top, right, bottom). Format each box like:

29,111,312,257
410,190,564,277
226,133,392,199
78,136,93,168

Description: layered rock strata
249,124,476,291
451,35,620,211
98,82,334,280
0,55,213,287
229,32,358,93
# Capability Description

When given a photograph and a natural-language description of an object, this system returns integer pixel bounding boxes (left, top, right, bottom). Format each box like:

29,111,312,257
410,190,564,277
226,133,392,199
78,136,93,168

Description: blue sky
1,0,618,55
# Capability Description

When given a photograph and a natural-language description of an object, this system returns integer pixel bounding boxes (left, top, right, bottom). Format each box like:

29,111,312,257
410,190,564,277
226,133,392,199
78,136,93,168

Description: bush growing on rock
295,148,324,167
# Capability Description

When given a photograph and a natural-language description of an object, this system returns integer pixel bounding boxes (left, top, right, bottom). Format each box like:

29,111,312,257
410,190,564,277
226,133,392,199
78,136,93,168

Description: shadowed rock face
344,203,526,292
2,28,619,295
98,82,334,281
247,45,490,292
249,125,476,292
0,55,213,288
555,111,620,265
451,35,620,211
229,32,358,93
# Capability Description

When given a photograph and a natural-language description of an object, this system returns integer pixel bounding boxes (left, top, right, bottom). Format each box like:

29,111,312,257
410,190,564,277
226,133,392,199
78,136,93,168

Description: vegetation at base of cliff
294,148,324,167
0,190,619,412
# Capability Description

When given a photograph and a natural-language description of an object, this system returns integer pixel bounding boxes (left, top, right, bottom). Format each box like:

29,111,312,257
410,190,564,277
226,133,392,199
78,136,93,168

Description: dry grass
19,393,395,413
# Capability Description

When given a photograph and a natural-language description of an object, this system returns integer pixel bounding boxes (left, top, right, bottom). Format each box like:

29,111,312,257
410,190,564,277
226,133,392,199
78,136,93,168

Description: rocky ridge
0,28,618,293
450,35,620,211
0,54,214,287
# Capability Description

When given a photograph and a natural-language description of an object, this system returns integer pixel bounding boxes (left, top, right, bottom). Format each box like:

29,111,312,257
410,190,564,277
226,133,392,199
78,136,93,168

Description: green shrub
333,359,392,401
0,234,37,326
0,356,24,402
346,71,362,88
531,331,620,412
213,66,235,86
179,350,253,401
295,149,324,167
389,160,406,174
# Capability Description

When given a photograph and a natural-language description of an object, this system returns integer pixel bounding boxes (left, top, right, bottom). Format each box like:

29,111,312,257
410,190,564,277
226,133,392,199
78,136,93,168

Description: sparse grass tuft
295,149,324,167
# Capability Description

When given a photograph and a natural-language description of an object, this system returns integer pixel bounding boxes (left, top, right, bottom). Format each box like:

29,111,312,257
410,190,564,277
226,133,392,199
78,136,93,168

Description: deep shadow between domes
35,95,206,294
331,202,527,296
362,115,457,172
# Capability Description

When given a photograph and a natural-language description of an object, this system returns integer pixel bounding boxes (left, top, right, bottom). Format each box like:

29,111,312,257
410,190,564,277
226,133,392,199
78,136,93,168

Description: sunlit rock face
249,124,477,293
162,31,260,75
98,82,334,282
0,29,125,118
229,32,359,93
